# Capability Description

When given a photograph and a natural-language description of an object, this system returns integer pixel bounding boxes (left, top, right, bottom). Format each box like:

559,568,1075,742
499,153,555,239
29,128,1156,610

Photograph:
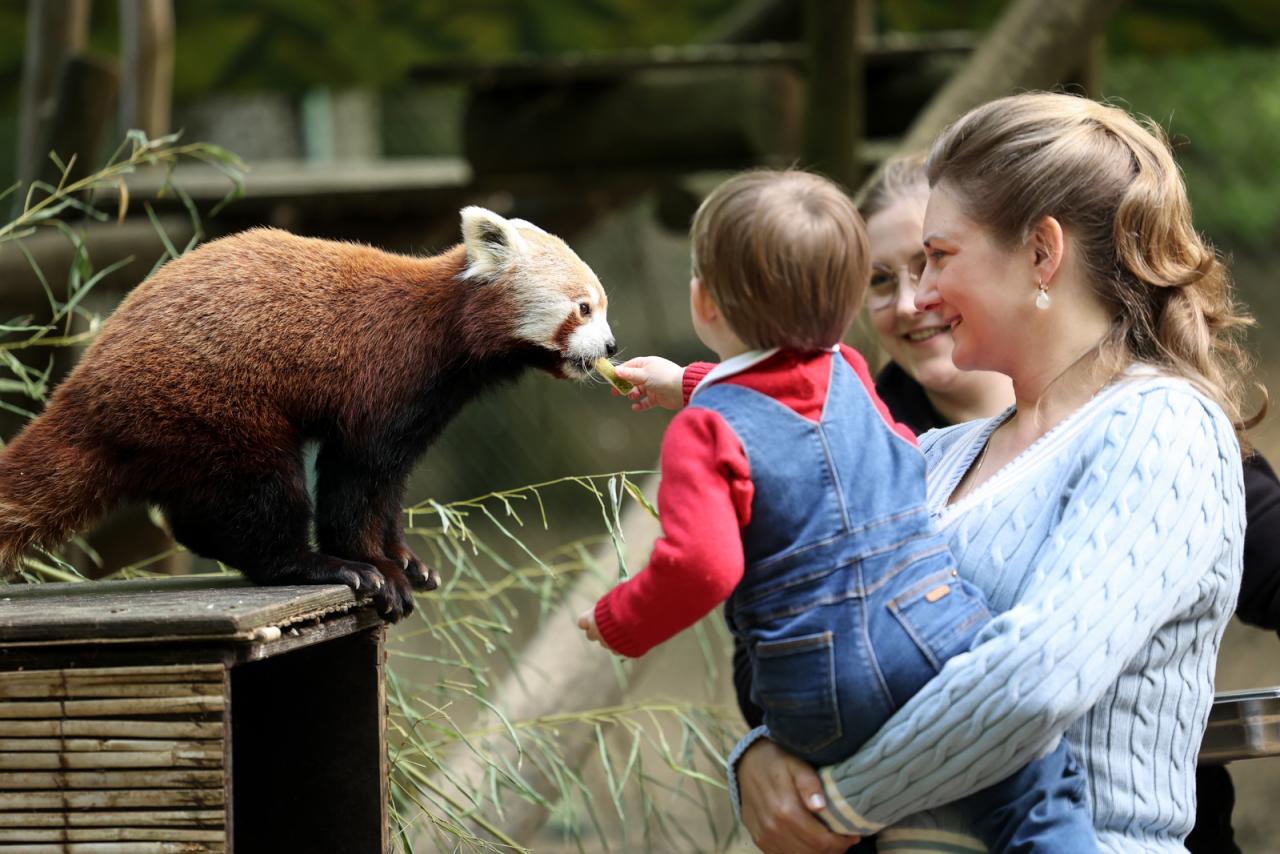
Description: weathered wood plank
0,809,223,828
0,682,224,700
0,788,224,809
0,696,223,718
0,738,218,753
0,844,224,854
0,827,222,842
0,748,221,769
0,721,222,739
0,769,222,789
0,576,361,642
0,665,223,683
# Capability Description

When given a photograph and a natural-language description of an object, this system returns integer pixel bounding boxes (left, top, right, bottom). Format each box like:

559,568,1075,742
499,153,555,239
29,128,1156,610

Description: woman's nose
914,269,941,313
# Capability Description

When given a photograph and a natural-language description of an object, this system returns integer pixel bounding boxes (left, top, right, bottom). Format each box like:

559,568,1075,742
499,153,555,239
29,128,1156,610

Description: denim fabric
693,354,1097,853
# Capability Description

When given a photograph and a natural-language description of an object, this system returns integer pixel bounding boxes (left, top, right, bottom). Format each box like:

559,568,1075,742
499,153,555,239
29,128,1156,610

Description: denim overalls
692,353,1097,852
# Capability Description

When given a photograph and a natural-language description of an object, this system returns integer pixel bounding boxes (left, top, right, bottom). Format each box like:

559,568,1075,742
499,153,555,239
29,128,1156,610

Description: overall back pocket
887,573,992,672
752,631,842,757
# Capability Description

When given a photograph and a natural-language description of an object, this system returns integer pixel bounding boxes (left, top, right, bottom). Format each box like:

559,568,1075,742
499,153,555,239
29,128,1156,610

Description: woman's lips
902,325,949,344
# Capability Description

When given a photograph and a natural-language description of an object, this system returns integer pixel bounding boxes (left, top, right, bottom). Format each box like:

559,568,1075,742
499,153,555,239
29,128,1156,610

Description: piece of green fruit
595,357,634,394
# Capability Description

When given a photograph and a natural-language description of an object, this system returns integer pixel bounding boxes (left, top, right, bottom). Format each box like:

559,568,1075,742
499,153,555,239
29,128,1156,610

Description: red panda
0,207,616,621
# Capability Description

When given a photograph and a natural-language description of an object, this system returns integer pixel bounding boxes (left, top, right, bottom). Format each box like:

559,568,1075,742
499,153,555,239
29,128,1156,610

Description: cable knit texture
751,371,1243,853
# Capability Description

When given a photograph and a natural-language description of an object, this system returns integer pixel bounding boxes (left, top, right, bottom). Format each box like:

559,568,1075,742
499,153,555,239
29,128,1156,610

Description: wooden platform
0,576,387,854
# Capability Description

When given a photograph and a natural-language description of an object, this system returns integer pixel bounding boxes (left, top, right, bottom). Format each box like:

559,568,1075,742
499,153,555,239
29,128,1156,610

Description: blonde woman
730,93,1252,853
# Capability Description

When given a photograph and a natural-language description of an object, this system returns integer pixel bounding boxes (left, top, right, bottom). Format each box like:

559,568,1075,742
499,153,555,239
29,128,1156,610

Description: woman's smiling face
915,183,1031,376
866,191,966,392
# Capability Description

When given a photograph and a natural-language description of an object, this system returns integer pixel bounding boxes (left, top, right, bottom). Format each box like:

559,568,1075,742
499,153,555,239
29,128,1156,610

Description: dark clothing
730,364,1280,853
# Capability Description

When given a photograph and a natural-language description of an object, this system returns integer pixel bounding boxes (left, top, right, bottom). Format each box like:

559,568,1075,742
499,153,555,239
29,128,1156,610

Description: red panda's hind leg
157,467,386,602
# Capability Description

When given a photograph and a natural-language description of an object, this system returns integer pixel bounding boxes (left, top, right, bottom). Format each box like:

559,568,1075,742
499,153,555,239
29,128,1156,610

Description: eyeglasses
866,254,927,312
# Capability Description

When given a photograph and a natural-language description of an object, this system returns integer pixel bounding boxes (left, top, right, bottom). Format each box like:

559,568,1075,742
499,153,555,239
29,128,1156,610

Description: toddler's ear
460,206,527,279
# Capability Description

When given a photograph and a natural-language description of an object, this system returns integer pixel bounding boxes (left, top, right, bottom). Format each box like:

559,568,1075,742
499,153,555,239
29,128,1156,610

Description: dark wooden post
35,55,121,191
802,0,868,190
14,0,92,205
119,0,175,138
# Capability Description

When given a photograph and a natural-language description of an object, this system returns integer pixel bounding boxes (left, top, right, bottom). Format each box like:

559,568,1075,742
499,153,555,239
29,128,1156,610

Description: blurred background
0,1,1278,851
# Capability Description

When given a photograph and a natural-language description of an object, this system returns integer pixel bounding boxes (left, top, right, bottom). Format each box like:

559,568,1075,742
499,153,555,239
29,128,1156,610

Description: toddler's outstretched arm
613,357,684,412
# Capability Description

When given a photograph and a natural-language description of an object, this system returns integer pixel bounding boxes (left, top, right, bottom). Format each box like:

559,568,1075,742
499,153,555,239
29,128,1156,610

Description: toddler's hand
613,356,684,412
577,607,606,647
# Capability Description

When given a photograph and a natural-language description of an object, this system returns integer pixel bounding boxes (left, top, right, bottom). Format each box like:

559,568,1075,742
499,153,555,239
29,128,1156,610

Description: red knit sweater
593,346,915,657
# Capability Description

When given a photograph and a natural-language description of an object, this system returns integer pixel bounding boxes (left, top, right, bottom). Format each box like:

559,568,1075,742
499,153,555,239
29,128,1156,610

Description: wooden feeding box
0,576,387,854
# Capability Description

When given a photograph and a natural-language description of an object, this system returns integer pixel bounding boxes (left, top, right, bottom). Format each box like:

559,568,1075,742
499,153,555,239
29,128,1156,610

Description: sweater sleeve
593,407,753,657
682,362,715,406
810,386,1244,834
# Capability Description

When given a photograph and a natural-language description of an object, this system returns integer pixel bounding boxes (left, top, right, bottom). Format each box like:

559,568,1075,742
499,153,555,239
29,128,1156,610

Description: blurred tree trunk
15,0,92,206
802,0,869,189
900,0,1125,153
119,0,175,138
416,0,1126,849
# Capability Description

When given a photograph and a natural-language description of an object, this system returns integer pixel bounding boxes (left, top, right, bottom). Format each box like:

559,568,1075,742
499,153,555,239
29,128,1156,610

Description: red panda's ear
460,206,526,280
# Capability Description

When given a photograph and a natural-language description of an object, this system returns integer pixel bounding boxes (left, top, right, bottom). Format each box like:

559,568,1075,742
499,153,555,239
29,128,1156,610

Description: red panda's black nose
605,338,617,357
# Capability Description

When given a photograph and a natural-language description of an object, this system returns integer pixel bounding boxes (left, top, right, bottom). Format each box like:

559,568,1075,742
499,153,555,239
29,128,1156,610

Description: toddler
578,169,1097,852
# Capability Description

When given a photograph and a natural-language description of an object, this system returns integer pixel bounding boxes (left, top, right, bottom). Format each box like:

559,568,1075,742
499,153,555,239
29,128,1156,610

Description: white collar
689,345,840,401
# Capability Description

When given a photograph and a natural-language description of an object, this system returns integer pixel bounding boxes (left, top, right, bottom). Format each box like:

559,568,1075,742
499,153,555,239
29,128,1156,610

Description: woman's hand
613,357,685,412
738,738,862,854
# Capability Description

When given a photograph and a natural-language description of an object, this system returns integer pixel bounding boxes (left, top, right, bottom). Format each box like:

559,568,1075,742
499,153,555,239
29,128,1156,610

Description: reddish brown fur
0,227,567,618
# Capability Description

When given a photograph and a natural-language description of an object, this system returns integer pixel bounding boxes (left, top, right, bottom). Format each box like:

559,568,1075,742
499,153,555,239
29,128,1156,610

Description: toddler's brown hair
690,169,870,350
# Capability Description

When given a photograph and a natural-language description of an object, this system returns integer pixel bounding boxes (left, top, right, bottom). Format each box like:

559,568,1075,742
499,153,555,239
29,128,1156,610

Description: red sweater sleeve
682,362,715,406
594,407,753,657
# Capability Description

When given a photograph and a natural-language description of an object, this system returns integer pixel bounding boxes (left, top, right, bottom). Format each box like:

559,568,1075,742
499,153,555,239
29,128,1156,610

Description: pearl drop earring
1035,280,1051,310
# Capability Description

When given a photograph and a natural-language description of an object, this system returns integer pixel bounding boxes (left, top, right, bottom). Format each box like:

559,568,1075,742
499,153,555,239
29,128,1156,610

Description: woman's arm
1238,452,1280,632
804,387,1244,834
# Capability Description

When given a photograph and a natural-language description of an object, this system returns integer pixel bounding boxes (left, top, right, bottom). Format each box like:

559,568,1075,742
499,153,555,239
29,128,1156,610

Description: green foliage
1105,48,1280,253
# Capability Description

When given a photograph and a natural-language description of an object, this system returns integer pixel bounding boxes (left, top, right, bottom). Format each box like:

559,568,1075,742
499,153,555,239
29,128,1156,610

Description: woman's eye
869,272,894,290
578,302,592,317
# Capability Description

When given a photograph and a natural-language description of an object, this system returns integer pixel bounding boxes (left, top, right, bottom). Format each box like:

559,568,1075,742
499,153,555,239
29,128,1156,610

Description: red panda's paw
388,543,438,592
330,561,384,596
371,558,416,623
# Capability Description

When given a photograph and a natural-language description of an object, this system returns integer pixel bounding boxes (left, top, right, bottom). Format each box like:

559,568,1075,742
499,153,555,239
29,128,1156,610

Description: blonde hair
926,92,1260,436
691,169,870,350
857,152,929,221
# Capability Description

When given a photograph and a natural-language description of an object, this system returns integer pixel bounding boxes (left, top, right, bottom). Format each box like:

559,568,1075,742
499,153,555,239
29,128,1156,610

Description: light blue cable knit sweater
727,369,1244,853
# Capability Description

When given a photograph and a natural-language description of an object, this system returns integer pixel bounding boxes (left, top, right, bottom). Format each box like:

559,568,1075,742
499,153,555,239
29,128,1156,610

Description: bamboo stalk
0,789,224,809
0,748,221,769
0,666,222,683
0,810,223,828
0,721,222,739
0,827,223,842
0,697,223,718
0,769,222,790
0,738,221,753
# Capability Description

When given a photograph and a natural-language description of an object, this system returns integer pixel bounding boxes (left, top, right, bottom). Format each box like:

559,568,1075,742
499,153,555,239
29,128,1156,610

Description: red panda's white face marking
460,207,614,378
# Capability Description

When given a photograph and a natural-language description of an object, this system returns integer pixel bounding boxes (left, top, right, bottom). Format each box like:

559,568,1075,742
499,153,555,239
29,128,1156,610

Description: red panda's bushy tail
0,405,115,574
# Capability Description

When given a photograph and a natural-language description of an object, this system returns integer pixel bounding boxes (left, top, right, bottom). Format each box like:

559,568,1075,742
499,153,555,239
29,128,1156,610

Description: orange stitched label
925,585,951,603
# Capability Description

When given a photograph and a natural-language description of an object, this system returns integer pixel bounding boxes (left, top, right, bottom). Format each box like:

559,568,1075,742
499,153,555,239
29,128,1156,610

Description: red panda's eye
578,302,591,318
